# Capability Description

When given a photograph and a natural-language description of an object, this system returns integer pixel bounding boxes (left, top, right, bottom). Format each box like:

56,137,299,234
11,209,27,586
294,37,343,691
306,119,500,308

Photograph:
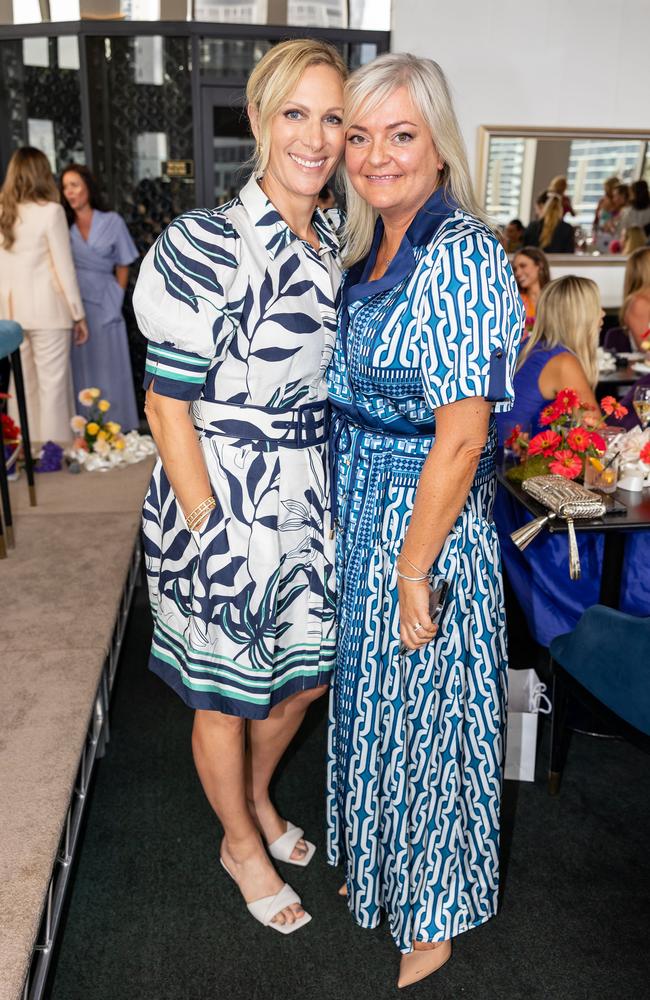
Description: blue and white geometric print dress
133,176,341,719
325,187,523,953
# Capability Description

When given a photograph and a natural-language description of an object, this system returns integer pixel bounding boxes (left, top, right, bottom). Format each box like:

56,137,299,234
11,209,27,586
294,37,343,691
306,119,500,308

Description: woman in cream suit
0,147,88,442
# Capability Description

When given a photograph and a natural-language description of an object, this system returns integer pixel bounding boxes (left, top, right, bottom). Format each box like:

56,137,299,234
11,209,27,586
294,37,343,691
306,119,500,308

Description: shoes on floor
220,857,312,936
397,939,452,988
267,821,316,868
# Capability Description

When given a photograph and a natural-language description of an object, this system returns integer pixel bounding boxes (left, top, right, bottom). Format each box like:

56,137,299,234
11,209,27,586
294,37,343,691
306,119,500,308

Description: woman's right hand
73,318,89,345
397,576,437,651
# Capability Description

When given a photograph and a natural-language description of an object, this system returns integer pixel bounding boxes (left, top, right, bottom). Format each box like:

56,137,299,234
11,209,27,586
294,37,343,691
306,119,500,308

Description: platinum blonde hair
246,39,347,177
517,275,601,389
341,53,486,267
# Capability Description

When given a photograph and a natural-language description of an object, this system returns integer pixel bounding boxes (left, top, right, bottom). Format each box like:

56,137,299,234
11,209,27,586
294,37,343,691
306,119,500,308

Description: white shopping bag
505,668,552,782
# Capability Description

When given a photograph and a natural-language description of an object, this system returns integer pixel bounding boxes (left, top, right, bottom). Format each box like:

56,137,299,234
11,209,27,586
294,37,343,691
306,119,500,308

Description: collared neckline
345,184,458,303
238,174,339,260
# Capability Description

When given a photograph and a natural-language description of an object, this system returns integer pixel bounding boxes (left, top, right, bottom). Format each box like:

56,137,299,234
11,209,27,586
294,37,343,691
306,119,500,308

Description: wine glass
633,385,650,430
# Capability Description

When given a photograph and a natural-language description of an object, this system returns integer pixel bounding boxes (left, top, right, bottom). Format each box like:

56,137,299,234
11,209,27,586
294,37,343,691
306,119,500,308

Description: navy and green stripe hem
148,621,335,719
143,340,212,401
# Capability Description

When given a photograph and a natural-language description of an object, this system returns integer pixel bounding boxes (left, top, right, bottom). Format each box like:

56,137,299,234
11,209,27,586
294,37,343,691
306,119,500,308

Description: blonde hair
539,192,564,250
517,276,601,388
0,146,59,250
623,226,647,256
340,53,485,267
620,245,650,324
246,39,347,177
604,175,620,198
549,175,567,195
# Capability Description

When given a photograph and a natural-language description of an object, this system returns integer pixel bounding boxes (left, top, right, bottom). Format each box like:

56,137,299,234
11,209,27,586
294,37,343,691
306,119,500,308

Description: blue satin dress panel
495,342,569,444
495,489,650,646
326,188,524,953
70,210,140,430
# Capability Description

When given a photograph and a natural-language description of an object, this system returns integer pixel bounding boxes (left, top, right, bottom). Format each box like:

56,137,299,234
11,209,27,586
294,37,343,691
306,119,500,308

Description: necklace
378,237,398,267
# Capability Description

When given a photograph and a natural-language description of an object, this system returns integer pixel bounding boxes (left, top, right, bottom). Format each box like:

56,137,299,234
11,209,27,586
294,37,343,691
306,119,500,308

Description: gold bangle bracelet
186,496,216,531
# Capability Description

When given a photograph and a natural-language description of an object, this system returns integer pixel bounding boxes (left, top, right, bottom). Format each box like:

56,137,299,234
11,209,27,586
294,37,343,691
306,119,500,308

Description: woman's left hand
397,577,437,651
73,318,89,345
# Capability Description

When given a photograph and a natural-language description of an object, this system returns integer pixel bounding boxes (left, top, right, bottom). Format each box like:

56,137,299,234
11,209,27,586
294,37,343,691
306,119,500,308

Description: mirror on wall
477,126,650,255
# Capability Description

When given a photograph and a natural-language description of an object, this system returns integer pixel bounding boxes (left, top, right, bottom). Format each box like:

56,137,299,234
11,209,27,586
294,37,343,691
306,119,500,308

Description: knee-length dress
70,210,140,430
133,176,341,718
325,188,523,952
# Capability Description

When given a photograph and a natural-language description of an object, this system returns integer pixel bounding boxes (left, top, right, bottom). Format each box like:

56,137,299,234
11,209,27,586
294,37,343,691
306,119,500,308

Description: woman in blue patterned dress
133,40,346,934
326,54,523,986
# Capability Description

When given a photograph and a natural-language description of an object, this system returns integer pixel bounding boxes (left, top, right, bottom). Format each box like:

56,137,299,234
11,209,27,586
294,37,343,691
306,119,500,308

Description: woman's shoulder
625,288,650,316
429,211,505,263
21,199,62,217
157,205,241,263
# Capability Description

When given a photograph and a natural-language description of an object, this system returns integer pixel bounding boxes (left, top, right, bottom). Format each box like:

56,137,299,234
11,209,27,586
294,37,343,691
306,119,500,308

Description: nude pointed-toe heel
397,939,452,989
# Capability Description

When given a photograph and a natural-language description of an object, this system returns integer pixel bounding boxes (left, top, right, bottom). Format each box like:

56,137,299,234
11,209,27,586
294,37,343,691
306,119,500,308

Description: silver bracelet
396,568,428,582
399,551,428,576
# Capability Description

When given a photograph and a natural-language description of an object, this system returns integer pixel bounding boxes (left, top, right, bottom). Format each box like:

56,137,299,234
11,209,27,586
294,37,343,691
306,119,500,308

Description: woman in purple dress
61,165,140,430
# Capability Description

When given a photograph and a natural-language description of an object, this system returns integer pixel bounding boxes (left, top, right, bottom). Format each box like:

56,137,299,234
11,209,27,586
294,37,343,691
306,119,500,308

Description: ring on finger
413,622,423,632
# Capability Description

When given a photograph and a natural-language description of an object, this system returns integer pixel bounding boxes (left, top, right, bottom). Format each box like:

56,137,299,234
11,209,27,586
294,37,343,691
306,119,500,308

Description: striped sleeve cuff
143,341,211,401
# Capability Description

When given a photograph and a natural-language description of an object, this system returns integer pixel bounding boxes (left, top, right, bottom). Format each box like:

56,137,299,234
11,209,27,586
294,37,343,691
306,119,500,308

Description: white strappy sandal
267,821,316,868
220,858,312,935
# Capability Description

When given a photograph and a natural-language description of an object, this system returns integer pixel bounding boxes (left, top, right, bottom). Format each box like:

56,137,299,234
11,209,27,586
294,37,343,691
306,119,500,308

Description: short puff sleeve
108,212,138,267
133,209,239,401
419,230,523,414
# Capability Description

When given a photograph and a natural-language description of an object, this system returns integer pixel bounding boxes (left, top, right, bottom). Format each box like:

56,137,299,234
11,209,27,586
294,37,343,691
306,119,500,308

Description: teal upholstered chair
0,320,36,557
548,605,650,794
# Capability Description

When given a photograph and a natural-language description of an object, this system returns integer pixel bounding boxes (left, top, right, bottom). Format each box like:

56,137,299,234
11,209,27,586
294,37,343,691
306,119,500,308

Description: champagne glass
633,385,650,429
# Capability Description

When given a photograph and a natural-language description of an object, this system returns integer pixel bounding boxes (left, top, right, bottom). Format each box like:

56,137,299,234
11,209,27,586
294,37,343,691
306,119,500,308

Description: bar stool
0,320,37,556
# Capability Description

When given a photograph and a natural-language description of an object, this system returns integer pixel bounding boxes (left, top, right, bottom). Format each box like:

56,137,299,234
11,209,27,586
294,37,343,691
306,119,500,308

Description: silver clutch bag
510,474,606,579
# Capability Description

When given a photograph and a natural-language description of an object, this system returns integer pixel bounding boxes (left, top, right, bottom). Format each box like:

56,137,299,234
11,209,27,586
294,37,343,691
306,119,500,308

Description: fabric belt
192,398,330,449
329,410,496,523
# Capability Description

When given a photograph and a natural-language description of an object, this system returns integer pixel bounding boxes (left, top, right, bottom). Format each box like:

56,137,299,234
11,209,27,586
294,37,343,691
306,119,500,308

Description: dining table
497,471,650,609
597,364,646,397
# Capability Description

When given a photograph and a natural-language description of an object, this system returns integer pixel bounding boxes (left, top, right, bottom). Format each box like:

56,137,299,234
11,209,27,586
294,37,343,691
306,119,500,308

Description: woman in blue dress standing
61,165,140,430
327,54,523,987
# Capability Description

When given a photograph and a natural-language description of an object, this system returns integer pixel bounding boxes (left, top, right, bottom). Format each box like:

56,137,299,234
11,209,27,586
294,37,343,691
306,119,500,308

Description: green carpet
47,586,650,1000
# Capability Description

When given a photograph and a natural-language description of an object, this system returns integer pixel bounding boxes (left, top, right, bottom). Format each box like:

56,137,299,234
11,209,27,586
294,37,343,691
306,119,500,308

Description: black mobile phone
399,579,451,655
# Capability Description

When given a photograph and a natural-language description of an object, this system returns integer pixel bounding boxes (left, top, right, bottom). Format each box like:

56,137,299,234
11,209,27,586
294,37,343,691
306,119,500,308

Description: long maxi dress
326,188,523,953
70,210,140,430
132,176,341,717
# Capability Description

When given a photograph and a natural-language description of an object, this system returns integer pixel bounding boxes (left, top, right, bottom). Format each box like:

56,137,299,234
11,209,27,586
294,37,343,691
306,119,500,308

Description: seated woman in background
61,165,140,431
512,246,550,336
496,274,601,445
620,246,650,350
523,191,575,253
503,217,525,253
495,274,649,649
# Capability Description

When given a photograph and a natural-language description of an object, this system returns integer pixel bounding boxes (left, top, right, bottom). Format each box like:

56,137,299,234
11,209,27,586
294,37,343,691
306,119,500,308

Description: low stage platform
0,456,155,1000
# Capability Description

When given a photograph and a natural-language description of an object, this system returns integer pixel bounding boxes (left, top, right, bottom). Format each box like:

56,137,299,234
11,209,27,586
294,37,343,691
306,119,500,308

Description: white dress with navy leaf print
133,176,341,718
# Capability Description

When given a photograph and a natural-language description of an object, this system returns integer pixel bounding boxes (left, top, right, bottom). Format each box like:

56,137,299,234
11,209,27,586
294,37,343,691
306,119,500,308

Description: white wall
391,0,650,179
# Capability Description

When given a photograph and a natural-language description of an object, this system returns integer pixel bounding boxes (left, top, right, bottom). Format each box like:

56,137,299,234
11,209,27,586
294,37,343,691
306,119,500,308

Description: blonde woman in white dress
134,40,346,934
